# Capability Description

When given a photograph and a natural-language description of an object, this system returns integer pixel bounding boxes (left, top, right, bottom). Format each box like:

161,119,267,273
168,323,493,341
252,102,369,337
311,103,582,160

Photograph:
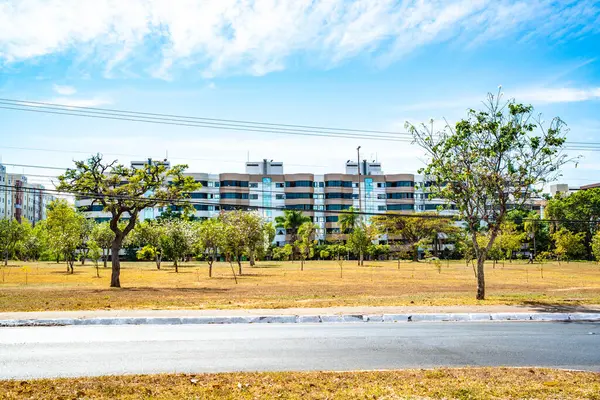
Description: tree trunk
476,255,485,300
110,239,122,288
229,261,238,284
174,258,178,273
208,260,213,278
249,251,256,267
4,251,8,266
102,249,108,268
360,251,364,266
301,259,304,271
237,256,242,275
397,258,400,270
155,252,161,270
412,246,418,262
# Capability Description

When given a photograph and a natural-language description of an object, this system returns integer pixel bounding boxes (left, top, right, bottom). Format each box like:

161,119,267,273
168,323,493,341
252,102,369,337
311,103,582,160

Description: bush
136,245,156,261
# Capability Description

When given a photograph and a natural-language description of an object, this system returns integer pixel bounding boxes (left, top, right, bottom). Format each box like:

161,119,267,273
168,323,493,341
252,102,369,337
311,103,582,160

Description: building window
377,193,386,199
325,216,339,222
387,204,414,211
221,180,249,187
325,204,352,211
377,182,385,188
221,193,249,199
325,193,353,199
386,181,414,187
285,193,312,199
276,194,285,200
275,182,285,188
386,193,415,199
325,181,353,187
286,180,313,187
313,193,324,199
313,181,325,188
249,182,259,188
378,205,387,211
249,194,259,200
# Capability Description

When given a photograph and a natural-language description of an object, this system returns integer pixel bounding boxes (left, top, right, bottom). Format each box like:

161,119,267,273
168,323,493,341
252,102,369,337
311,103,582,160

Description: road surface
1,322,598,379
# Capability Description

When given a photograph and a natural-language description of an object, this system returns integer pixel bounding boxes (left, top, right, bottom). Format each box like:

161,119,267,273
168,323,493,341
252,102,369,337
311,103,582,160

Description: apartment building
76,158,429,244
0,164,55,224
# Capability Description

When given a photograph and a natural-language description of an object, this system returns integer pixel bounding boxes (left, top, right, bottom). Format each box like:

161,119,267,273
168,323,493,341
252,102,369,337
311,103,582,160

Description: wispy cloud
0,0,598,78
52,84,77,96
47,96,112,108
515,87,600,104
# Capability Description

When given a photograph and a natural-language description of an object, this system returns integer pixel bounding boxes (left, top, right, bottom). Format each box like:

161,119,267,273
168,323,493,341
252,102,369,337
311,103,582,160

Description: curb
1,312,599,327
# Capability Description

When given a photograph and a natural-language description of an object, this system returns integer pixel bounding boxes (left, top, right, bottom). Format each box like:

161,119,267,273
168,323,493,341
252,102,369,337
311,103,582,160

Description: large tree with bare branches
407,89,571,299
57,154,200,287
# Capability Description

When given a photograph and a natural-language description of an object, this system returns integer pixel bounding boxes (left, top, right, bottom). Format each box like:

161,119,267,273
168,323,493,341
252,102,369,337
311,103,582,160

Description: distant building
0,164,55,224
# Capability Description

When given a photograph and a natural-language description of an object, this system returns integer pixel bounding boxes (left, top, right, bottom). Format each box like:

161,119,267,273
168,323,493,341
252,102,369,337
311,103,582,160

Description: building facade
0,164,55,224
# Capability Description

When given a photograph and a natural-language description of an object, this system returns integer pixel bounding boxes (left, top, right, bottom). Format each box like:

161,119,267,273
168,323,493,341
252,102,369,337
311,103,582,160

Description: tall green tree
408,89,570,299
545,188,600,258
196,218,225,278
132,220,166,270
161,219,196,273
372,213,454,262
46,199,85,274
275,210,310,260
338,207,360,233
57,154,200,287
592,231,600,263
220,210,263,275
346,224,375,266
552,228,586,262
296,221,318,271
0,218,24,265
90,222,114,268
16,220,48,261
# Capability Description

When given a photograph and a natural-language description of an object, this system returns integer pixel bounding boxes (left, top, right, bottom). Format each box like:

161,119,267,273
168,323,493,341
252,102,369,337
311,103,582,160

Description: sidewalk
1,305,599,326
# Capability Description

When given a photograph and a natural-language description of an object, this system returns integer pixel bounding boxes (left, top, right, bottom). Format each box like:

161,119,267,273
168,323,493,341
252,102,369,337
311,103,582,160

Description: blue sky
0,0,599,190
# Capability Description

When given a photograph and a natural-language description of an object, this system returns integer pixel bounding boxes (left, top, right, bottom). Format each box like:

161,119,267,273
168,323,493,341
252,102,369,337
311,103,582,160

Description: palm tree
275,210,310,261
339,206,360,234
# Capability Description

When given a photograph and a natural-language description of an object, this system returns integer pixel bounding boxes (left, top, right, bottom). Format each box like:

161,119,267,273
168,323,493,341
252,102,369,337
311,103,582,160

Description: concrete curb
1,312,599,327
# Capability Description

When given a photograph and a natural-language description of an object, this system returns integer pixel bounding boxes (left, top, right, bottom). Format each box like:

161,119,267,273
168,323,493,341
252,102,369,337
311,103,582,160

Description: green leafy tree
133,220,166,270
220,210,263,275
372,213,453,262
46,199,85,274
273,244,293,261
545,188,600,258
57,154,201,287
77,219,95,265
0,218,25,265
263,221,276,260
368,243,391,260
91,222,114,268
592,232,600,263
327,243,348,278
136,245,156,261
296,221,318,271
161,220,197,273
346,224,375,266
552,228,586,263
275,210,310,260
243,213,266,267
196,218,225,278
16,220,48,262
409,89,570,299
88,240,102,278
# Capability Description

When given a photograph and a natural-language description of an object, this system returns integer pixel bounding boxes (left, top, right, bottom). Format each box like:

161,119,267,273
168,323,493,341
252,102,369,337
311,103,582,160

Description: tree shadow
49,270,85,275
91,287,230,294
519,301,600,313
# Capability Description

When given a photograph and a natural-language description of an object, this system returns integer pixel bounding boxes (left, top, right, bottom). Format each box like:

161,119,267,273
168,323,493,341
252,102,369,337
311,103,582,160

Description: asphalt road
1,322,599,379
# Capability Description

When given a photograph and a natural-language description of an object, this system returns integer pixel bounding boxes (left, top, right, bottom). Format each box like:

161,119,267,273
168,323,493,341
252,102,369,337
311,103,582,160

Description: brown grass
1,368,599,399
1,260,599,312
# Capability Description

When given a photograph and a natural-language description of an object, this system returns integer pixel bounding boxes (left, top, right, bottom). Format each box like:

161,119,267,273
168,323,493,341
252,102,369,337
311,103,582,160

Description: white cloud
207,82,216,90
45,96,112,107
515,87,600,104
0,0,598,78
52,84,77,95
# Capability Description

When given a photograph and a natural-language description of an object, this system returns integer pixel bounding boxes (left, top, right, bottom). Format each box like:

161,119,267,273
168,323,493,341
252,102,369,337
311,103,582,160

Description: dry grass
1,368,599,399
1,260,599,312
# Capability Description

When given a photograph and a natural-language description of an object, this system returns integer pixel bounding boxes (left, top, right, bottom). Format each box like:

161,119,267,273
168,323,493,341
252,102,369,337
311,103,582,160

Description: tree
552,228,586,263
46,199,85,274
16,219,48,262
220,210,263,275
296,221,318,271
368,243,391,260
133,220,166,270
161,219,196,273
91,222,114,268
592,232,600,263
77,219,95,265
263,222,276,260
88,240,102,278
242,213,265,267
372,213,453,262
57,154,201,287
328,243,348,278
196,218,225,278
346,224,375,266
136,245,156,261
545,188,600,259
0,218,24,265
408,89,569,299
273,244,293,261
275,210,310,260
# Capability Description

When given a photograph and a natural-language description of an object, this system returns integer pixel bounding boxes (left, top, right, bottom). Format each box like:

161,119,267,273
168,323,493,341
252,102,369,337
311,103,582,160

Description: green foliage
592,232,600,263
346,224,375,264
338,207,359,234
272,244,293,261
132,220,166,269
296,221,318,269
46,199,85,273
57,154,201,286
160,220,196,271
408,89,570,299
196,218,225,276
275,210,310,258
552,228,586,262
136,245,157,261
220,210,264,273
0,218,25,264
368,244,391,259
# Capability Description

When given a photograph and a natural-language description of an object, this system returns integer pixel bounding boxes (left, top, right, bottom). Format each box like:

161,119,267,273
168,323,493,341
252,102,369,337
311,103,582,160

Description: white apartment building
0,164,54,224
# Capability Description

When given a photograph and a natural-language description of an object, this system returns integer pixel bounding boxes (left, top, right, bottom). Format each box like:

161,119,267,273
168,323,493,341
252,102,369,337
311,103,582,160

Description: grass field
1,368,599,399
1,259,599,312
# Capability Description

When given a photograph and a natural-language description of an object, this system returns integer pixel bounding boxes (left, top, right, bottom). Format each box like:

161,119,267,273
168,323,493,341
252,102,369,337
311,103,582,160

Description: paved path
1,322,599,379
2,304,599,321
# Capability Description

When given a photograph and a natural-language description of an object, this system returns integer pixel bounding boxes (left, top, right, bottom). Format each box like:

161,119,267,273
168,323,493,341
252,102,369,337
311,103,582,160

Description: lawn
1,368,599,399
0,259,599,312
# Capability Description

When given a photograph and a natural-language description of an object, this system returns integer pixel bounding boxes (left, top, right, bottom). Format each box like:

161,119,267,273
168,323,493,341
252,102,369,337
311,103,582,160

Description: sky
0,0,599,191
